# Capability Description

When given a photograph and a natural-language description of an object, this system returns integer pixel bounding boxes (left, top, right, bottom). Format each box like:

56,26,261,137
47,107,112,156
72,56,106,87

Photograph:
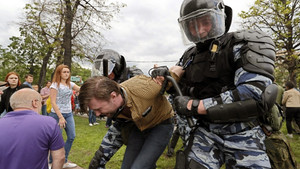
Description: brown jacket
282,88,300,108
118,75,174,131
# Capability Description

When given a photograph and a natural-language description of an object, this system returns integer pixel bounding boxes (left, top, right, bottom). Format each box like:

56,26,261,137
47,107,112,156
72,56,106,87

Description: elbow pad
206,99,261,123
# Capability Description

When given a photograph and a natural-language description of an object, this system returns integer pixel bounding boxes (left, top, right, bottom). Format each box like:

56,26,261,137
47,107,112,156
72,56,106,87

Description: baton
165,75,195,128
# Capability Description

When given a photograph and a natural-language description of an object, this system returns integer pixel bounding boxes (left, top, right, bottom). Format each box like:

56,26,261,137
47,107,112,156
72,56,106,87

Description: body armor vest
179,33,236,99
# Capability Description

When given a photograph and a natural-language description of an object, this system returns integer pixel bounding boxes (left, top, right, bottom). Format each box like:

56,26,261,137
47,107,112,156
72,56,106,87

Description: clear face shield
91,59,116,77
178,9,226,44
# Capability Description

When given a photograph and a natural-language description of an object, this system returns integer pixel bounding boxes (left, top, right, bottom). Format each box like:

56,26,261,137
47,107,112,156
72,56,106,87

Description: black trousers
285,107,300,134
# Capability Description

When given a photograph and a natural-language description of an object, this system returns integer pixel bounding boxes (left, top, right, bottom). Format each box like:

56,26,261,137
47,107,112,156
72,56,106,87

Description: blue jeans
49,112,76,163
41,105,48,116
89,109,96,124
121,120,173,169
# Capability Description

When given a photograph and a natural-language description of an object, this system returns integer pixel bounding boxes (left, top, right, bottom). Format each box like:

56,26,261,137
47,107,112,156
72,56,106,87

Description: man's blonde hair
10,88,42,110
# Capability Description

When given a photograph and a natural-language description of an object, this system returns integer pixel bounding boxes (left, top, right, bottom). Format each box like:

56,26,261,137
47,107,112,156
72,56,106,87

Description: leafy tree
71,62,91,84
54,0,126,68
239,0,300,86
1,0,125,88
0,26,46,85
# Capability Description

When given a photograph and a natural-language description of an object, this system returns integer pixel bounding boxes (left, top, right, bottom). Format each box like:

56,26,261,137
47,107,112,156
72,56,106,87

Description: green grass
64,116,300,169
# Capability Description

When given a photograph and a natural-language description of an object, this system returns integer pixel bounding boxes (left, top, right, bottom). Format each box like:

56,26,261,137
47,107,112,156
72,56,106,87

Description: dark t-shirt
0,84,31,114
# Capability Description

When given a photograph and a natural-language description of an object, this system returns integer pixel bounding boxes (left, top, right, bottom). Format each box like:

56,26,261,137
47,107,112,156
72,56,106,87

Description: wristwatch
191,99,200,115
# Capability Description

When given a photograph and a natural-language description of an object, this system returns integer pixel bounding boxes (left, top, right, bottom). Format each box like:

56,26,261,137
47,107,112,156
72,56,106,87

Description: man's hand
170,66,185,78
174,96,195,116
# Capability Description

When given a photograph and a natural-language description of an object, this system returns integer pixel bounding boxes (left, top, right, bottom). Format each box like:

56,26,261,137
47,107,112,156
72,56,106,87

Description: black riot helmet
178,0,232,44
91,49,126,80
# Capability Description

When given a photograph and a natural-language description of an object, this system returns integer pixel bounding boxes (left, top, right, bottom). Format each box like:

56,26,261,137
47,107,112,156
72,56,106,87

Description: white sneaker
63,162,77,168
287,134,293,138
89,123,93,126
94,122,99,125
48,163,52,169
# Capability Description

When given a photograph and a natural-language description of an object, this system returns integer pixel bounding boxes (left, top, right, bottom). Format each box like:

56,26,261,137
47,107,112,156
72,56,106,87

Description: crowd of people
0,0,300,169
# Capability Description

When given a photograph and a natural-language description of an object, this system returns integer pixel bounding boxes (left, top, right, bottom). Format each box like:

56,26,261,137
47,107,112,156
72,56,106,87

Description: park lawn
64,116,300,169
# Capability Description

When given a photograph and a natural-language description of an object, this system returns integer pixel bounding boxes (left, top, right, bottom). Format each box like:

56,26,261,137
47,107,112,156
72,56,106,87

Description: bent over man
79,75,173,169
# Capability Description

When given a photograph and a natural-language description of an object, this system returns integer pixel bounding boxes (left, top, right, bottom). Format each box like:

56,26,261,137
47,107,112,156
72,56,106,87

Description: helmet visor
178,9,225,44
91,59,116,77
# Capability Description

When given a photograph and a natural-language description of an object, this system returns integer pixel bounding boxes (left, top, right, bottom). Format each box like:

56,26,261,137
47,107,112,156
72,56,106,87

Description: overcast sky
0,0,254,74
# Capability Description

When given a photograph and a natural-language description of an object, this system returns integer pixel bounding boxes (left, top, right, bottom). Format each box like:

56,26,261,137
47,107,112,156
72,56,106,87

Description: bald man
0,88,65,169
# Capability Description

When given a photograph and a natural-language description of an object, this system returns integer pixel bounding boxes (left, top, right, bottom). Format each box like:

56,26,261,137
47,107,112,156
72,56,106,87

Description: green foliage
238,0,300,86
71,62,92,83
0,43,89,85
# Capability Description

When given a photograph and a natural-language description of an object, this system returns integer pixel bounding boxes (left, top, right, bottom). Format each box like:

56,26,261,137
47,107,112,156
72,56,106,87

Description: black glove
89,148,104,169
174,96,196,117
149,66,170,78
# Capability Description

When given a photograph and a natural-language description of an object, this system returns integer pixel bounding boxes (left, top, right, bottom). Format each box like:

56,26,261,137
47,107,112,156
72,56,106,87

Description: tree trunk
63,0,73,70
38,47,54,89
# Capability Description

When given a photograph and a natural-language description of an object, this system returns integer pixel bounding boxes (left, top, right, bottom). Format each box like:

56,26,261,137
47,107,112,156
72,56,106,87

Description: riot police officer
165,0,276,168
91,49,143,83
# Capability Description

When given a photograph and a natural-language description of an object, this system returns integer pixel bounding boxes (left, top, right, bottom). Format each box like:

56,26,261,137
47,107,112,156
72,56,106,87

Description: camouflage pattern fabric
98,122,124,168
264,131,298,169
176,114,196,146
187,126,271,169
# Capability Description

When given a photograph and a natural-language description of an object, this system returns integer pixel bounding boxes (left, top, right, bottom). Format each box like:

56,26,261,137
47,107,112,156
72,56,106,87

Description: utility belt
197,119,260,135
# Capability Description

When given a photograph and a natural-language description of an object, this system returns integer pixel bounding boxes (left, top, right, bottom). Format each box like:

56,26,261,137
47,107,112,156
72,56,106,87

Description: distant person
0,72,30,117
32,84,39,91
88,109,99,126
23,74,34,88
282,81,300,138
73,91,81,115
49,64,80,168
0,88,65,169
40,81,51,116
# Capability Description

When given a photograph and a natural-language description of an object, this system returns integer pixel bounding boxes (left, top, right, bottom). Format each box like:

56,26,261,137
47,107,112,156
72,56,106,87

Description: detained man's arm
51,147,65,169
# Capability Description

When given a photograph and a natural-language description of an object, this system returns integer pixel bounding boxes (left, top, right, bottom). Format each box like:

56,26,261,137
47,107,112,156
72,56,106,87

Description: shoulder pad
234,30,275,46
234,30,276,80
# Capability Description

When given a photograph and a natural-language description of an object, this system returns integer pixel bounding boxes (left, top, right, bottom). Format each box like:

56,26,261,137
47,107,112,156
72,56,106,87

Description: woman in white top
49,64,80,168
